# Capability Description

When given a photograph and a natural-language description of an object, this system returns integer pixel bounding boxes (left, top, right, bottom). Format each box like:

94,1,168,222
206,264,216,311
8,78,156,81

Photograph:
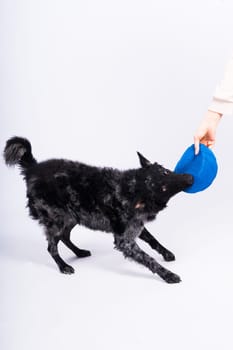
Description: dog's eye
161,185,167,192
163,170,169,175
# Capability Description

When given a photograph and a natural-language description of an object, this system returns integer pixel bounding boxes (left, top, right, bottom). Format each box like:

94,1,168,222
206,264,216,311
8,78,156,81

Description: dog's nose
186,174,194,186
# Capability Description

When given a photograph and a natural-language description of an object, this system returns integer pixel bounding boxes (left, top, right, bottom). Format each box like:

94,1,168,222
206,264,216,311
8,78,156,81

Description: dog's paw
60,265,75,274
159,269,181,284
76,249,91,258
163,250,175,262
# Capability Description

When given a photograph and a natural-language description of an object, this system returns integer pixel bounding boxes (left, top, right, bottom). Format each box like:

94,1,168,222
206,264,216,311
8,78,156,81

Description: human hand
194,110,222,155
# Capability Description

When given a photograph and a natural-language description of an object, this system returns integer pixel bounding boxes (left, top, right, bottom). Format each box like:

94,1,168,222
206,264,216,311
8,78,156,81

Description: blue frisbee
174,144,218,193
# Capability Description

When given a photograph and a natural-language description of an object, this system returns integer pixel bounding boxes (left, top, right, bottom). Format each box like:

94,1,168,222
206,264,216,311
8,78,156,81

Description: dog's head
136,152,193,207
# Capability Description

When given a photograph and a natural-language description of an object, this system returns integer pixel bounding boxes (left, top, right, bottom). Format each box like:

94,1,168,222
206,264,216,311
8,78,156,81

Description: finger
207,140,215,149
194,137,200,155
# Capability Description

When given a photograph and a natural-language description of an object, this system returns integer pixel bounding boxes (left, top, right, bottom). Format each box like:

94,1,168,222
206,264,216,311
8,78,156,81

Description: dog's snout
185,174,194,186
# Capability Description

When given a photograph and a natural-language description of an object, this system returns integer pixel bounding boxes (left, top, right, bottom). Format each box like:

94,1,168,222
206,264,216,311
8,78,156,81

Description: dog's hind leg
47,235,75,274
61,227,91,258
114,235,181,284
139,227,175,262
29,198,77,273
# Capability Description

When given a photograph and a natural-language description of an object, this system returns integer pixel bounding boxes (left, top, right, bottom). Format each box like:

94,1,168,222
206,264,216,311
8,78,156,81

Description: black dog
4,137,193,283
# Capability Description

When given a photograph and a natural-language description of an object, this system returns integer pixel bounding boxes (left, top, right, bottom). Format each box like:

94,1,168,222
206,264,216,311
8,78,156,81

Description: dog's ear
137,152,151,168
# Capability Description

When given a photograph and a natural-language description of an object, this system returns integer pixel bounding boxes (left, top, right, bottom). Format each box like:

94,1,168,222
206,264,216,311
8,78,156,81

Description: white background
1,0,233,349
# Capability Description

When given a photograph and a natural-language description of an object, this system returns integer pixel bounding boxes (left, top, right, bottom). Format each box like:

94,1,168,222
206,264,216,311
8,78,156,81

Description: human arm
194,54,233,154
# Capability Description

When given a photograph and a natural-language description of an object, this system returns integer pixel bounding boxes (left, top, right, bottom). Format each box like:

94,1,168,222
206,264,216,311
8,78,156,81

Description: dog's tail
4,136,37,170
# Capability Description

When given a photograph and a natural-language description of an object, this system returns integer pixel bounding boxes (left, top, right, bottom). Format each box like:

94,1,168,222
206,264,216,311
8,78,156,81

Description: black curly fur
4,137,193,283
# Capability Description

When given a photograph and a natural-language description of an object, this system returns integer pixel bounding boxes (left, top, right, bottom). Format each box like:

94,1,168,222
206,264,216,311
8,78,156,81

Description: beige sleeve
208,54,233,115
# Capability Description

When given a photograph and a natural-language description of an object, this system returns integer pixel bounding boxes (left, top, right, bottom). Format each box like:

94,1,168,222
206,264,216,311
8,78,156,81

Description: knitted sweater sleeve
208,54,233,115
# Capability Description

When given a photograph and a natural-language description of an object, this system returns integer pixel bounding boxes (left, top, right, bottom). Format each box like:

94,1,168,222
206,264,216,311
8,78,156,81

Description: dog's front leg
114,229,181,284
139,227,175,262
102,203,126,235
